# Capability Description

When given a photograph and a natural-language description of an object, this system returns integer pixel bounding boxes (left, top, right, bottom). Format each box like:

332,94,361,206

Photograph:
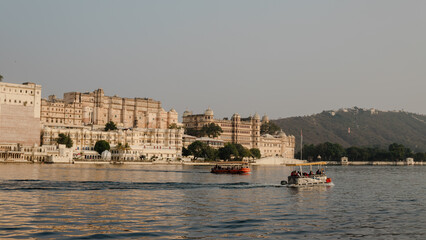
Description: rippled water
0,164,425,239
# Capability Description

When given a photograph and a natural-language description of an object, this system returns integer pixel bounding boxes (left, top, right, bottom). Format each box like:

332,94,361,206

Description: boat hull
211,167,251,174
282,175,332,187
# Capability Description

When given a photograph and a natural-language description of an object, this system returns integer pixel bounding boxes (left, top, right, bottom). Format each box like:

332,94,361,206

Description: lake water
0,164,425,239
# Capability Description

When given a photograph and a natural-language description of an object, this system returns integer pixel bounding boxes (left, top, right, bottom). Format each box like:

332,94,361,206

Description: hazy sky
1,0,425,119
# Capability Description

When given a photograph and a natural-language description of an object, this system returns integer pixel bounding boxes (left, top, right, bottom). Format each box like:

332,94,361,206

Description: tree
185,128,203,137
260,122,281,135
185,123,223,138
414,152,426,162
0,75,3,82
169,123,181,129
202,146,218,161
302,144,316,161
124,142,131,150
250,148,261,159
187,141,206,160
94,140,110,154
182,147,191,157
389,143,405,161
235,144,250,160
104,121,118,131
201,123,223,138
116,142,125,150
218,143,239,161
56,133,73,148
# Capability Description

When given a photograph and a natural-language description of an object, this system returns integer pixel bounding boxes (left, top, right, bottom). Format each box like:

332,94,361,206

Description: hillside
272,108,426,152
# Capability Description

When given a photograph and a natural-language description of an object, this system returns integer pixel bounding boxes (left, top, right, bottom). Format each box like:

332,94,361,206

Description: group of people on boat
290,169,325,178
212,165,243,171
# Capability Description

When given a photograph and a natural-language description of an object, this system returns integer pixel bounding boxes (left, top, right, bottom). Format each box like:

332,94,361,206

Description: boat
281,161,332,187
211,161,251,174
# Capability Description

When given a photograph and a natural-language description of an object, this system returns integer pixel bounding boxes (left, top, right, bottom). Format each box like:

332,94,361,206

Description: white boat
281,162,333,187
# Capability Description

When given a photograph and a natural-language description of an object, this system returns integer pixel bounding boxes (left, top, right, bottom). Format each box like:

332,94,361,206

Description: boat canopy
215,161,248,165
286,161,327,166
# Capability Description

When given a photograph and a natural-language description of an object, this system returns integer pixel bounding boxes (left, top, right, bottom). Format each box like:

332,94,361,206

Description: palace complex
0,79,295,162
42,88,178,129
182,108,295,158
0,81,182,162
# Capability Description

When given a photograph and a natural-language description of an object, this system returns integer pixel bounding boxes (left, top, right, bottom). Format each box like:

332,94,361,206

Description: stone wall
0,104,40,145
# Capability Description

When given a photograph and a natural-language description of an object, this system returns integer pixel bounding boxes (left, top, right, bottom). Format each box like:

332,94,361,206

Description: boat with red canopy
211,161,251,174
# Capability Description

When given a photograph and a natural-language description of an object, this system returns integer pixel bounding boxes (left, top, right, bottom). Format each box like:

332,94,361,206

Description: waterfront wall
327,161,424,166
252,157,306,165
0,105,41,145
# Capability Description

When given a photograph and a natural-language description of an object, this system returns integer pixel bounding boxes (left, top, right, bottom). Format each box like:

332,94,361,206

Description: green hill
273,108,426,152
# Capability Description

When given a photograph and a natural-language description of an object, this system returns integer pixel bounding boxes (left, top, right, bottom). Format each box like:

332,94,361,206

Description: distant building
42,126,183,160
41,95,83,126
0,143,72,163
58,89,179,129
183,108,260,149
260,132,295,158
182,134,225,149
40,89,183,160
182,108,295,158
0,82,41,145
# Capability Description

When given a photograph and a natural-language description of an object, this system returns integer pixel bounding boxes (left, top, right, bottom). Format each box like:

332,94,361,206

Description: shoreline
0,160,424,166
326,161,424,166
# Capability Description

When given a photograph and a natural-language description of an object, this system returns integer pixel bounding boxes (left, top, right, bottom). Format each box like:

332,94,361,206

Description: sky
1,0,425,119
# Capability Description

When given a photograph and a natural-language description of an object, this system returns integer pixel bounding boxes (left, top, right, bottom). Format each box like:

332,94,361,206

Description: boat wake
0,180,286,191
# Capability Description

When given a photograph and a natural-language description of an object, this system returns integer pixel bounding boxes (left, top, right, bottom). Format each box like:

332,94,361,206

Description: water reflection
0,164,425,239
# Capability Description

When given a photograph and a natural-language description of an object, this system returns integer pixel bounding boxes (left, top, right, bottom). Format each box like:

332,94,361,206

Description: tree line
183,141,261,161
295,142,426,162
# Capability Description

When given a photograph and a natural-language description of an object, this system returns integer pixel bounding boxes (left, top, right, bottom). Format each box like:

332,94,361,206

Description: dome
169,108,177,113
278,131,287,138
205,107,214,116
232,113,241,120
183,110,192,117
262,115,269,123
101,150,111,160
253,113,260,120
262,134,274,138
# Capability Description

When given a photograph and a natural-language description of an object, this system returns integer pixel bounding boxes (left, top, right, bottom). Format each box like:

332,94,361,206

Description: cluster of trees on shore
183,141,261,161
185,123,223,138
295,142,426,162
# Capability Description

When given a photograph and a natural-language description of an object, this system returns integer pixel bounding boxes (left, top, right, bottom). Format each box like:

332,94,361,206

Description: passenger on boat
309,170,313,175
316,169,321,175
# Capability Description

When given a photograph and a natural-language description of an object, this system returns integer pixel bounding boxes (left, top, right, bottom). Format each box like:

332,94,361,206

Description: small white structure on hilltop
101,150,112,161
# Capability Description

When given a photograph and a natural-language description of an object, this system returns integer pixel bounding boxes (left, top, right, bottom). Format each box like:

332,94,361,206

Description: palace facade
55,88,179,129
0,82,42,145
182,108,295,158
42,125,183,160
38,88,183,160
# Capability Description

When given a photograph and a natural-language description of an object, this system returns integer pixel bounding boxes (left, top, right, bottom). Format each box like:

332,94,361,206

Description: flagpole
300,129,303,160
